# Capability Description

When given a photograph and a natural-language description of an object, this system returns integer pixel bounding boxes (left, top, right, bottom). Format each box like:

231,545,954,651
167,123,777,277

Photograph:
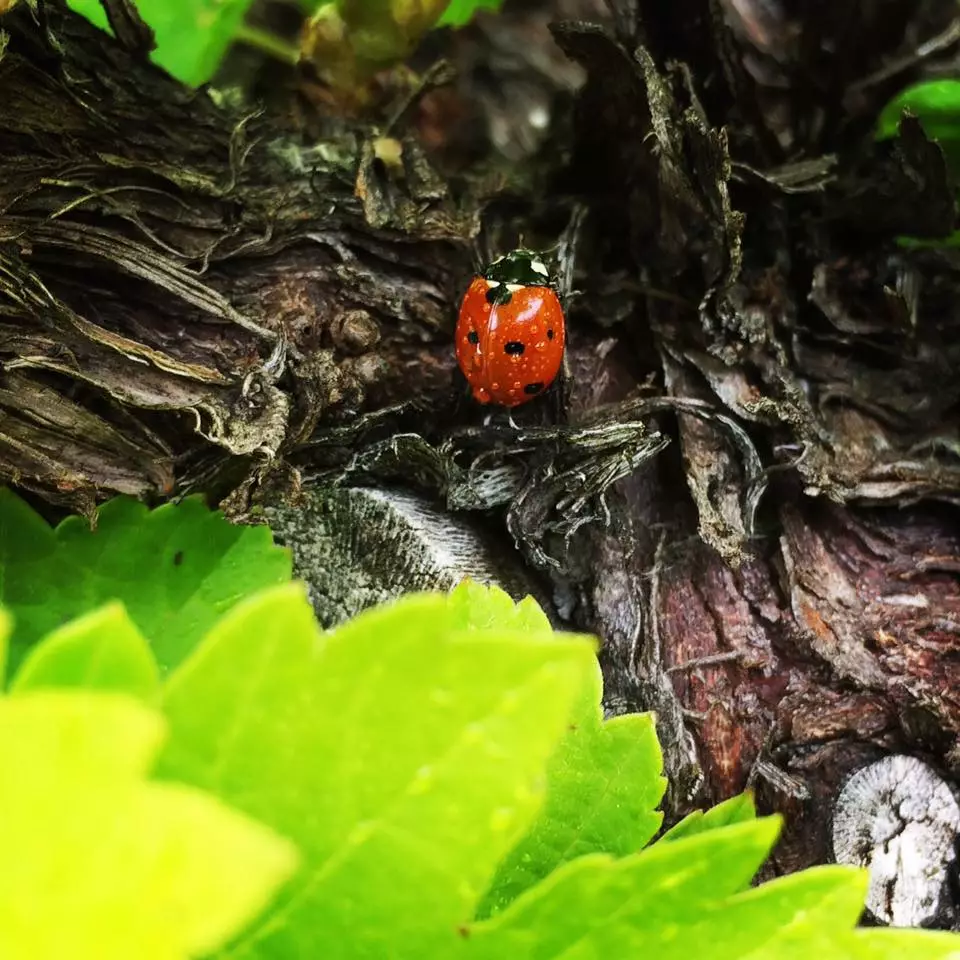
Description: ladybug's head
482,249,554,287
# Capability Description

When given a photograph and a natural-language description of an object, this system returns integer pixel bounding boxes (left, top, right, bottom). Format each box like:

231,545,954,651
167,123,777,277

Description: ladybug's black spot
486,284,513,306
547,328,555,340
467,330,479,344
524,382,545,395
504,341,525,355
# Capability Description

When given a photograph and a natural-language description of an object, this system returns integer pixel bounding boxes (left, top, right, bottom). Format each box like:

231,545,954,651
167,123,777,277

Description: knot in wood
832,755,960,927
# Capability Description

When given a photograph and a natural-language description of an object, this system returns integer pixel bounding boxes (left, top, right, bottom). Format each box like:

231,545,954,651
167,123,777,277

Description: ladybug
455,249,566,407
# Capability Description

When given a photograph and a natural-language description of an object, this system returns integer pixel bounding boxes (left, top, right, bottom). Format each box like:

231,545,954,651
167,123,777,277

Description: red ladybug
455,250,566,407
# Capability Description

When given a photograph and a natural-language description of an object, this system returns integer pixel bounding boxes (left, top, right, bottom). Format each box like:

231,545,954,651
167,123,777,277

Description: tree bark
3,0,960,927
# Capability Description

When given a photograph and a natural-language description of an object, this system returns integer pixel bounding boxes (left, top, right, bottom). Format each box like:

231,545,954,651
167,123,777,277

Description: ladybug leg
482,408,522,430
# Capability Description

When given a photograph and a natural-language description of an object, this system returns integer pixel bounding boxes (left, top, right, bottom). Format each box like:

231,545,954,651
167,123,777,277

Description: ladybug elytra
455,249,566,407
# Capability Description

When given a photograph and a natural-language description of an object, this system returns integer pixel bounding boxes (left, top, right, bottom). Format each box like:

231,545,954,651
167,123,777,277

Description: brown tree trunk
3,0,960,928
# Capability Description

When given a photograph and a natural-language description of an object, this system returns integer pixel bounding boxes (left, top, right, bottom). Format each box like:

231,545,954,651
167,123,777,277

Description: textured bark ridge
0,0,477,509
3,0,960,923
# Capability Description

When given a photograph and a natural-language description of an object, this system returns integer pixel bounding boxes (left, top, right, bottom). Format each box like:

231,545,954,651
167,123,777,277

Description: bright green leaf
299,0,494,31
0,690,298,960
449,582,661,916
660,790,756,842
897,229,960,249
877,80,960,142
448,579,552,634
719,867,867,960
835,929,960,960
0,489,291,676
66,0,260,86
9,602,159,699
0,608,9,685
465,817,782,958
479,656,664,917
64,0,111,32
437,0,504,28
0,686,165,779
158,584,596,958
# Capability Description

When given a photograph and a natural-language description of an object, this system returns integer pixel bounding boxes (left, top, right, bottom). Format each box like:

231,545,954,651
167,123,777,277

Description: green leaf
834,929,960,960
722,867,867,960
897,229,960,249
0,686,165,778
66,0,260,86
877,80,960,142
660,790,757,842
448,579,552,634
300,0,492,32
479,656,664,917
437,0,504,28
0,608,9,686
0,489,291,676
465,817,782,958
158,584,597,958
0,690,298,960
64,0,111,33
9,602,159,699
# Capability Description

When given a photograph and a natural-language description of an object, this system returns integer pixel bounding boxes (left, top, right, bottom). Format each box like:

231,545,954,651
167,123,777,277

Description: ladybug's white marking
530,259,549,277
485,280,501,289
506,283,524,292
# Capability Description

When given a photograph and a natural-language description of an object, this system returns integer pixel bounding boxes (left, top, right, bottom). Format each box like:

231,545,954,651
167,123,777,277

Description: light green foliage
479,656,665,917
63,0,506,89
451,580,664,917
734,868,868,959
660,789,756,842
876,79,960,142
301,0,506,34
66,0,260,86
0,689,298,960
448,578,553,634
2,523,960,960
10,602,159,698
876,78,960,247
465,818,781,957
436,0,504,28
158,584,597,958
0,489,290,675
0,608,9,683
827,930,960,960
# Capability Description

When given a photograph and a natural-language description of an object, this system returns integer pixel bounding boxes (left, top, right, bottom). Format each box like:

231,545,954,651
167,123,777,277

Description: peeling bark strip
552,14,960,519
833,756,960,927
0,0,477,509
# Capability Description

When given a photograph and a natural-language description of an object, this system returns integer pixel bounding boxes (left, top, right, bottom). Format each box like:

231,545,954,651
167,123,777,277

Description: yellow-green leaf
0,691,298,960
9,602,159,699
